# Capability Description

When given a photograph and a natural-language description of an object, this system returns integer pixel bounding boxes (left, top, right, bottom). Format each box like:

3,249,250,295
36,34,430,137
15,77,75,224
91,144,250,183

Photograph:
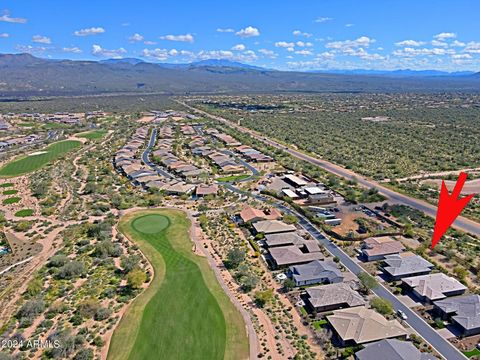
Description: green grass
216,174,250,183
0,183,14,188
312,319,328,329
0,140,82,178
76,129,108,140
108,209,248,360
14,209,34,217
2,189,18,195
2,197,21,205
463,348,480,358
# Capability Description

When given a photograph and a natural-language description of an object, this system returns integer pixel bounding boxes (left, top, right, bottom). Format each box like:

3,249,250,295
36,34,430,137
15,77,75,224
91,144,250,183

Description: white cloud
32,35,51,44
326,36,375,50
91,44,126,58
275,41,295,48
450,40,465,47
258,48,277,58
231,44,246,51
317,51,335,59
452,53,472,59
464,41,480,54
216,28,234,33
74,27,105,36
128,33,144,42
198,50,234,59
393,47,455,57
142,48,169,61
345,23,354,27
295,50,313,56
62,47,82,53
294,41,313,47
0,13,27,24
293,30,312,38
315,17,332,23
434,32,456,40
395,40,425,47
15,44,47,54
0,33,9,38
235,26,260,38
431,40,448,47
160,33,194,43
143,40,157,45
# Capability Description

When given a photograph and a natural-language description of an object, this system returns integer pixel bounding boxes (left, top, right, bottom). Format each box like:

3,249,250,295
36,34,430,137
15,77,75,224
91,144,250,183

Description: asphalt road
222,183,466,360
179,101,480,238
142,127,175,179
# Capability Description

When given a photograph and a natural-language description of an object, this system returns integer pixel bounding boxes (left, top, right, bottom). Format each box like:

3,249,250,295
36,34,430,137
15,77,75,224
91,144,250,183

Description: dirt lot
422,177,480,195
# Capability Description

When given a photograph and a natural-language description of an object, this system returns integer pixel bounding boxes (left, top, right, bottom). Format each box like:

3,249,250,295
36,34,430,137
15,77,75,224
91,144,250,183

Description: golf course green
107,209,248,360
0,140,82,178
76,129,108,140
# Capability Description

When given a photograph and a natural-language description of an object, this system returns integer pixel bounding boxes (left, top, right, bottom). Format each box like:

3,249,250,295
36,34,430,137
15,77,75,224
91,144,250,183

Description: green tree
226,247,246,269
369,297,393,315
358,271,378,294
127,268,147,289
284,278,296,291
254,289,274,308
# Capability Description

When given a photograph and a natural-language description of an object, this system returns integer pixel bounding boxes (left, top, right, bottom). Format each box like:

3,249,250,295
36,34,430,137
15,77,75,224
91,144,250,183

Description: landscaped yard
0,140,82,177
2,189,18,195
108,209,248,360
77,129,108,140
14,209,35,217
463,348,480,358
2,197,21,205
216,174,250,183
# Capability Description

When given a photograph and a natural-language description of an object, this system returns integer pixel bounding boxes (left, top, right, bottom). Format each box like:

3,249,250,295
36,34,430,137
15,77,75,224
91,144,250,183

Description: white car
397,309,408,320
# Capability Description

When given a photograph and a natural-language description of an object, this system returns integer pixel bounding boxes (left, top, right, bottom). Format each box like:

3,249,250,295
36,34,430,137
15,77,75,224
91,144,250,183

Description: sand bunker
28,151,48,156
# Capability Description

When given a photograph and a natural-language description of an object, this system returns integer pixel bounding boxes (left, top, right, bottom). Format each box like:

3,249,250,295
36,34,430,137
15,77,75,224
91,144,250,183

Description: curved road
178,101,480,238
142,127,175,179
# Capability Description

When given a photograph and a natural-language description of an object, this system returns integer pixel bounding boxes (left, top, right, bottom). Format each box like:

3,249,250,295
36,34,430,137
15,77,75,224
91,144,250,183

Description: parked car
397,309,408,320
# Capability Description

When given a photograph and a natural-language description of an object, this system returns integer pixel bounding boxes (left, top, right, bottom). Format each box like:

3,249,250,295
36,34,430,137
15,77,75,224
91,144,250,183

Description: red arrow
431,172,475,249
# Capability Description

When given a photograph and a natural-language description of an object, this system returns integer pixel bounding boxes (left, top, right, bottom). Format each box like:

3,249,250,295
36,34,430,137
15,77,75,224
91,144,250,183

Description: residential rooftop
402,273,467,301
434,295,480,331
355,339,437,360
252,220,296,234
306,282,365,310
327,307,407,344
382,252,434,278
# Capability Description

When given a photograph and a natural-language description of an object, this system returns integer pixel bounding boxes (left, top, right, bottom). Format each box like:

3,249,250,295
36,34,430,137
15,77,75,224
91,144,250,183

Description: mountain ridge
1,53,480,97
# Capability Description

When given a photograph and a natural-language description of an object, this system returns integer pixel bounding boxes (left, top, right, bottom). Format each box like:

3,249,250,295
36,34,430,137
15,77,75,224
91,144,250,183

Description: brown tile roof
327,307,407,344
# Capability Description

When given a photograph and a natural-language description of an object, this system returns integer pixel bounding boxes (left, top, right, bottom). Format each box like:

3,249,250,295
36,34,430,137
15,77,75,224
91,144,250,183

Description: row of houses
113,127,197,195
152,126,209,181
188,136,245,174
0,134,40,151
357,235,480,340
234,144,273,163
238,204,437,357
208,129,242,147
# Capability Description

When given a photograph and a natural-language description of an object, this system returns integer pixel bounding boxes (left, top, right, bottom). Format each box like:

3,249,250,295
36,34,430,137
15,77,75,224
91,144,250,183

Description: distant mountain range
308,69,476,77
0,53,479,97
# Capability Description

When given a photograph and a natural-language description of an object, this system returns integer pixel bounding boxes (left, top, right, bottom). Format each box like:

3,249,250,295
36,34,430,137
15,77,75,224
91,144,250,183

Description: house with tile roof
289,260,343,286
355,339,437,360
361,236,405,261
305,282,365,313
327,307,407,346
382,252,434,280
402,273,466,302
434,295,480,336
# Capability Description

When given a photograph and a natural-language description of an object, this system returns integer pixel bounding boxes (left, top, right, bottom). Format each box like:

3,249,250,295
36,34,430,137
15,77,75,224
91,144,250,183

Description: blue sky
1,0,480,71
